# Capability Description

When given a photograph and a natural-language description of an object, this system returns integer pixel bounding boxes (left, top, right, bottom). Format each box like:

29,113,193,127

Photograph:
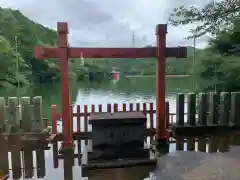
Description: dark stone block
89,112,147,159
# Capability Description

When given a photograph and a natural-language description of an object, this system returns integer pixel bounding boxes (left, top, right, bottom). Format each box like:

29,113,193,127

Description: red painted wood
70,105,73,133
165,102,170,128
91,105,95,113
149,103,154,130
84,105,88,132
122,103,126,112
52,142,59,168
58,22,72,147
136,103,140,111
143,103,147,116
114,103,118,112
107,104,111,112
156,24,167,139
76,105,81,132
34,46,186,59
50,105,57,134
129,103,133,112
98,104,102,112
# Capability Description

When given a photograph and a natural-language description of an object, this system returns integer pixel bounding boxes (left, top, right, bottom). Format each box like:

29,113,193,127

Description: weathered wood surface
172,92,240,136
0,96,45,134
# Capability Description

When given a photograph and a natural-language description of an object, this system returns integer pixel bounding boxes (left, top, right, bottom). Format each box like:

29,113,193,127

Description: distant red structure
34,22,187,149
111,67,118,80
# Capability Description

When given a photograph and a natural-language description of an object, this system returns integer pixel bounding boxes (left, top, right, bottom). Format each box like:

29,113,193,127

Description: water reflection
1,132,240,180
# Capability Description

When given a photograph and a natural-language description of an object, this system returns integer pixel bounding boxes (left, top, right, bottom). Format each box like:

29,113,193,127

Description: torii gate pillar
156,24,167,142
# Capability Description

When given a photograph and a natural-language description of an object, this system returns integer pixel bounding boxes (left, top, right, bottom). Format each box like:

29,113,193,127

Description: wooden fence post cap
156,24,167,35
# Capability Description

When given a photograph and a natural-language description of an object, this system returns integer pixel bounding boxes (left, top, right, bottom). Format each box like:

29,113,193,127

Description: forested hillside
0,7,107,88
87,46,196,75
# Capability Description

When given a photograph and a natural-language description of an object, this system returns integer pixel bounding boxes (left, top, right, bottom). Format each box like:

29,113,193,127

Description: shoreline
125,75,190,78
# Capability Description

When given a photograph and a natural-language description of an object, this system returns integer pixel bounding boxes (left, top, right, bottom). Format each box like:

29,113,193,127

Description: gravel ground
148,146,240,180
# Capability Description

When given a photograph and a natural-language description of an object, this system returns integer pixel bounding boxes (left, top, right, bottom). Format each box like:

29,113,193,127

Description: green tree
169,0,240,38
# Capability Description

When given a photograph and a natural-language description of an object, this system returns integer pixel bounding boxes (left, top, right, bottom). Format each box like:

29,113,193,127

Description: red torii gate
34,22,187,149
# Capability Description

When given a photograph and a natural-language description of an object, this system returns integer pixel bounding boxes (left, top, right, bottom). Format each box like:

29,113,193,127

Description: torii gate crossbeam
34,22,187,149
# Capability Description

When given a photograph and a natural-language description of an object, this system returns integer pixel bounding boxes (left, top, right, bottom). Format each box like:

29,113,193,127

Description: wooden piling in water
33,96,43,131
23,144,34,179
208,92,219,125
219,92,230,125
36,145,46,178
186,137,195,151
76,105,81,166
230,92,240,126
198,93,208,125
8,97,20,132
84,105,88,146
11,146,22,179
0,97,6,132
187,93,196,126
198,137,206,152
176,137,184,151
165,102,169,128
0,136,9,178
21,97,32,132
176,93,184,126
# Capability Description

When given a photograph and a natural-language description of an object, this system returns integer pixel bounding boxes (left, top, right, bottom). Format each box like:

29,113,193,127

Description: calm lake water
1,76,196,180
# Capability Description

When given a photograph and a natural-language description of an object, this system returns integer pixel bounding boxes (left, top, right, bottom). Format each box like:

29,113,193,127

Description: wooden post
8,97,19,132
23,145,34,178
198,137,206,152
84,105,88,146
198,93,208,125
208,92,219,125
156,24,167,140
0,136,9,177
52,142,59,168
11,146,21,179
219,92,230,125
186,137,195,151
165,101,169,128
36,145,46,178
187,93,196,125
33,96,43,131
208,136,218,153
218,135,230,152
21,97,32,132
76,105,81,166
230,92,240,125
58,23,72,148
176,93,185,126
176,137,184,150
0,97,6,132
149,103,154,130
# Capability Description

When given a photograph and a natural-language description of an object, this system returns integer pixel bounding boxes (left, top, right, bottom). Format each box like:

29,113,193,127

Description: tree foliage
169,0,240,38
194,16,240,91
0,7,107,88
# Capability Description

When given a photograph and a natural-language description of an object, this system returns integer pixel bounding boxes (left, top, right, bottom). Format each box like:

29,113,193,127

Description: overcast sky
0,0,216,48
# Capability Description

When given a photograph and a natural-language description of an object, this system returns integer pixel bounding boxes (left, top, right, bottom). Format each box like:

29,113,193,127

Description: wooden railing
51,102,170,134
51,91,240,135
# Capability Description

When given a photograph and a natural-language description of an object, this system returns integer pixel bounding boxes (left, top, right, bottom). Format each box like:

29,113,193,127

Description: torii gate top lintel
34,22,187,148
